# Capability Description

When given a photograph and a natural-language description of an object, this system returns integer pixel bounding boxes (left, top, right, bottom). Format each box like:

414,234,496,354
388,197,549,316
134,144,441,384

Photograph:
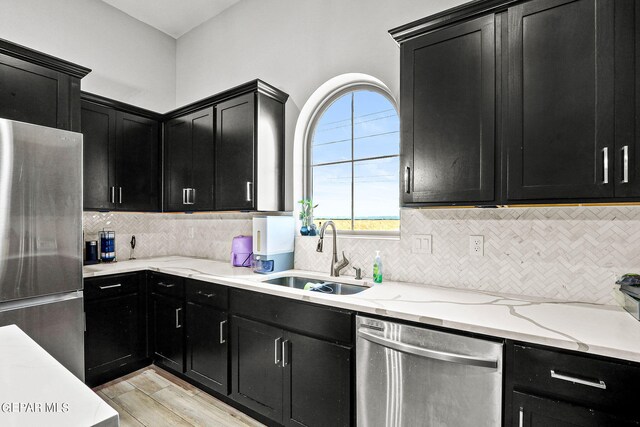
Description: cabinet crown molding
0,38,91,78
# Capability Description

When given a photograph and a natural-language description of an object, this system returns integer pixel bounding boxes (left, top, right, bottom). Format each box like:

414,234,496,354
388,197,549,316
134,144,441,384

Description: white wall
0,0,176,112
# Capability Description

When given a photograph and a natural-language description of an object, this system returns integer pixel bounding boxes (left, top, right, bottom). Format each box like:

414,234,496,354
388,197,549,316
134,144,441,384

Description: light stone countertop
0,325,118,427
84,256,640,363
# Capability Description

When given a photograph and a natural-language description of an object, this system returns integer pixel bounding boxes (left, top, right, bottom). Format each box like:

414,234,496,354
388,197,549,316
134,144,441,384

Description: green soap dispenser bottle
373,250,383,283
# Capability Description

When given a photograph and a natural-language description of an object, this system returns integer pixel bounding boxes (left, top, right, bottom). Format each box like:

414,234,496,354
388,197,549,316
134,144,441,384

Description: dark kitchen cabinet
84,273,146,387
185,280,229,395
506,0,615,201
81,94,160,211
230,289,353,426
231,315,284,422
399,15,496,205
151,292,184,373
214,87,287,211
164,107,215,211
504,342,640,426
0,38,90,132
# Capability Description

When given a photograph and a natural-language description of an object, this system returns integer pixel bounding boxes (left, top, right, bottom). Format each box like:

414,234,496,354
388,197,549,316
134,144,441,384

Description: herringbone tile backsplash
84,206,640,305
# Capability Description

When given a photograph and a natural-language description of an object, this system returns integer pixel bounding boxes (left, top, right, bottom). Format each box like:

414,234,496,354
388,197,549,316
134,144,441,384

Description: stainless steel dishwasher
356,316,503,427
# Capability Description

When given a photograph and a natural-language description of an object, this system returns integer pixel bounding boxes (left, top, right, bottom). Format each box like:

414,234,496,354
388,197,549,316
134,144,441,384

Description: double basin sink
262,275,367,295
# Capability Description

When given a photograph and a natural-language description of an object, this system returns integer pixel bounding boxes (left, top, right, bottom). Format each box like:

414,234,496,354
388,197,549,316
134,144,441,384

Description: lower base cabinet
185,301,228,394
513,392,639,427
231,314,352,427
151,293,184,372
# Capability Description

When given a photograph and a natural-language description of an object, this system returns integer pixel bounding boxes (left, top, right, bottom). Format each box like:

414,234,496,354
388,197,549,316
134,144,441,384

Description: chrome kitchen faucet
316,221,349,277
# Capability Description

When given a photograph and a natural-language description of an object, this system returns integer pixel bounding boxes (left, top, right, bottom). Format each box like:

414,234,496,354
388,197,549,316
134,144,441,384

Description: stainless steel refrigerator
0,118,84,380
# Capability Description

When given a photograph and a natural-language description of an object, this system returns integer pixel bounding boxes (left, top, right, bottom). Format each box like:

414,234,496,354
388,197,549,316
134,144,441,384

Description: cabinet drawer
149,273,184,298
84,273,139,301
186,279,228,310
513,344,640,414
230,289,353,344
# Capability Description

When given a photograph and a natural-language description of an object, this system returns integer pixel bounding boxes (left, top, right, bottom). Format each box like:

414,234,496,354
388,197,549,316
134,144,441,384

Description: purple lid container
231,235,253,267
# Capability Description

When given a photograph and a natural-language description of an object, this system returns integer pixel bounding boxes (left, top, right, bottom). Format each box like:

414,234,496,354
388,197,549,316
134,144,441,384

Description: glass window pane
354,91,399,160
353,157,399,231
312,163,352,230
311,93,352,164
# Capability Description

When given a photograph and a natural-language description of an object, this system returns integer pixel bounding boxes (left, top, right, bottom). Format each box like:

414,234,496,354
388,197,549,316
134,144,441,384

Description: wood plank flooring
94,366,265,427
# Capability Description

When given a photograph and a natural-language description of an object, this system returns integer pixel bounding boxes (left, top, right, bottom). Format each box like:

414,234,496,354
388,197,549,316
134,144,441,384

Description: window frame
304,84,400,237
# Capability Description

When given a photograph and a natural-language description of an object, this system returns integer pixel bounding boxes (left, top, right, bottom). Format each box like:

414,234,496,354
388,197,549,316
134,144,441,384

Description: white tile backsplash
84,206,640,305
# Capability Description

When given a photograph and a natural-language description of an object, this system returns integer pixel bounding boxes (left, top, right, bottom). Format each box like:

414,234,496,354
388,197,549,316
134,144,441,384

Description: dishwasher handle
357,328,499,369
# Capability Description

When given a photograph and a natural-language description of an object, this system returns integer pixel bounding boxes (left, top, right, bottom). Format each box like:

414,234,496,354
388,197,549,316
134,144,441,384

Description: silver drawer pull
197,290,215,298
550,370,606,390
623,145,629,184
358,328,498,369
404,166,411,194
518,407,523,427
98,283,121,290
246,181,252,202
110,186,116,204
274,337,282,365
157,282,175,288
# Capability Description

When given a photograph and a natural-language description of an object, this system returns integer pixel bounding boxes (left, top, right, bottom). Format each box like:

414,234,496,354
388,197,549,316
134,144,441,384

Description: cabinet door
513,391,639,426
0,52,77,131
231,315,283,423
614,0,640,197
151,293,184,373
283,332,352,427
81,101,116,210
400,15,495,204
164,107,214,211
215,93,255,210
507,0,614,201
116,112,159,211
85,293,140,386
186,302,228,394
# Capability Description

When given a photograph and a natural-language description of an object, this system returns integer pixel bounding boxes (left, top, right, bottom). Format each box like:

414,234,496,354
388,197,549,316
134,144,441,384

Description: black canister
85,241,99,264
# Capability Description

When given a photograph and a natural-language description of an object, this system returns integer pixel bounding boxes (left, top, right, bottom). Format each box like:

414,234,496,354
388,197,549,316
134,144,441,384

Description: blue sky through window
311,90,399,230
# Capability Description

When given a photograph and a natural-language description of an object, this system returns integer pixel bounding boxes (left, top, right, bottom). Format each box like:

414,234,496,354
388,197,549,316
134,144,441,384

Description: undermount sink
262,276,367,295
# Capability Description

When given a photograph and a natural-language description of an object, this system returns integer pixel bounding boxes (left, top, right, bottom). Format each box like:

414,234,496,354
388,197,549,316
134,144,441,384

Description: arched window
308,87,400,233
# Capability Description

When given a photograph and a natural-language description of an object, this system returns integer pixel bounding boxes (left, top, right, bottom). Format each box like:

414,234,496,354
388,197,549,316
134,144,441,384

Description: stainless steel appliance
356,316,503,427
0,118,84,380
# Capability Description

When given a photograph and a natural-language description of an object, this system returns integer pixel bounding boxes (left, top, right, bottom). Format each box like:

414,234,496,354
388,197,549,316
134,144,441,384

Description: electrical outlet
469,235,484,256
411,234,432,254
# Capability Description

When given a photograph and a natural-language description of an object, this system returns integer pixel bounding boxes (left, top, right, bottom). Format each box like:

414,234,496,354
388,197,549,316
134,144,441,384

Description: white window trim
293,73,400,237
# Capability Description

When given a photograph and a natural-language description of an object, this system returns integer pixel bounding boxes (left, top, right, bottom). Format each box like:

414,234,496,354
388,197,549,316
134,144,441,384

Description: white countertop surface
0,325,118,427
84,256,640,363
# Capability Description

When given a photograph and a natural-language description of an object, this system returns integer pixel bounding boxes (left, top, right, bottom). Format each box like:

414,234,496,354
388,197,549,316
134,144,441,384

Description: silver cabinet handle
404,166,411,194
219,320,227,344
550,369,606,389
98,283,121,290
157,282,175,288
190,188,196,204
357,328,498,369
182,188,187,205
118,187,123,204
196,290,214,298
184,188,195,205
603,147,609,184
274,337,282,365
246,182,253,202
282,340,289,367
110,186,115,204
175,308,182,328
518,407,523,427
623,145,629,184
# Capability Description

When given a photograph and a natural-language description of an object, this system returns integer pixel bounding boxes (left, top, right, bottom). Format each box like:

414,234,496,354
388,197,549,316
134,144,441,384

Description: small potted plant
298,199,318,236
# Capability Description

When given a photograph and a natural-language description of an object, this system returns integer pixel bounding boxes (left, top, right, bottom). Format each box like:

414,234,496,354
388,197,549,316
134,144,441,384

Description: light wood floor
94,366,265,427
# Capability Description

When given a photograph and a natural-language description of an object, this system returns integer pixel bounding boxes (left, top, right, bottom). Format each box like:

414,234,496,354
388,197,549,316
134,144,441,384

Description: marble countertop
0,325,118,427
84,256,640,363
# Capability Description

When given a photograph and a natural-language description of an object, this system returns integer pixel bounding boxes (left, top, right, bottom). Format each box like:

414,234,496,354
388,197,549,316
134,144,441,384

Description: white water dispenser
252,216,294,274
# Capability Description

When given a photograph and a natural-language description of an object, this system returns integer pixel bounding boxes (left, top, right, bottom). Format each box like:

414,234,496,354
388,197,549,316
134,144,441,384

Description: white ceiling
100,0,240,38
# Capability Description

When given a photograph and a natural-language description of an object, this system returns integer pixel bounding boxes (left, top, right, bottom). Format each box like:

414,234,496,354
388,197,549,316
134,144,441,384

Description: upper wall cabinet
506,0,614,201
165,80,288,212
391,0,639,206
0,38,90,132
164,107,215,212
82,94,161,211
399,15,496,205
